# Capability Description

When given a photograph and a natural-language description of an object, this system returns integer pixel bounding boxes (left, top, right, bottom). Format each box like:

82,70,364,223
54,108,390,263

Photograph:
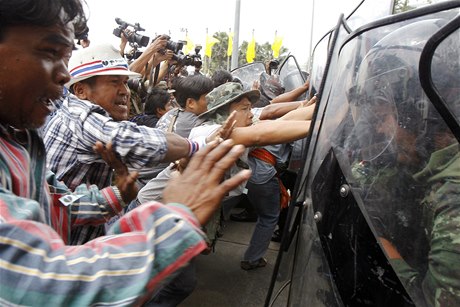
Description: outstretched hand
205,110,237,143
93,141,139,204
163,139,251,225
300,95,317,108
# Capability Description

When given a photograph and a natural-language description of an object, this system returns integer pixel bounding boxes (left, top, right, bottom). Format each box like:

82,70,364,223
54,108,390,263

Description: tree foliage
202,31,288,75
393,0,432,13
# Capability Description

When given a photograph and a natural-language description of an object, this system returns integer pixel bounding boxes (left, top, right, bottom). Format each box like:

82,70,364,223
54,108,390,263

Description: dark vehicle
266,1,460,306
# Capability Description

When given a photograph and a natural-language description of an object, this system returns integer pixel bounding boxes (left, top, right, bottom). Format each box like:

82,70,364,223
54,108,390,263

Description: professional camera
267,59,280,75
113,18,150,47
127,78,144,93
126,49,143,61
165,39,186,54
173,45,203,67
156,34,187,59
269,59,280,70
127,77,149,100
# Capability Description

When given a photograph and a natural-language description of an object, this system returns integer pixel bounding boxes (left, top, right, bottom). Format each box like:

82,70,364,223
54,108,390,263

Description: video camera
113,18,150,47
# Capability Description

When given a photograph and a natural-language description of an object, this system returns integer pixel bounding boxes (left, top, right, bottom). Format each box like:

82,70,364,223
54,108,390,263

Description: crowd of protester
0,0,315,305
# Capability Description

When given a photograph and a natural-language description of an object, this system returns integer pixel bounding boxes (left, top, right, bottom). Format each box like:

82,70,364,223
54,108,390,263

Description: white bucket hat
66,43,141,88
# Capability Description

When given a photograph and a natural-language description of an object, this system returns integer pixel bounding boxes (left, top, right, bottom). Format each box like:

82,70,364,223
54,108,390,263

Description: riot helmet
347,18,453,166
256,72,285,107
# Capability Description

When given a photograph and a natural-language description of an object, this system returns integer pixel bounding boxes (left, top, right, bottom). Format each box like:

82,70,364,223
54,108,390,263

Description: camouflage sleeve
392,180,460,306
390,259,425,305
420,180,460,306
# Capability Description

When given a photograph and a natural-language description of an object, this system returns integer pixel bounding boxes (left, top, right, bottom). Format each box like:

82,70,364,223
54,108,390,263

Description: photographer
76,25,90,48
113,18,173,86
0,0,252,305
113,18,148,58
190,61,203,76
130,87,173,128
129,35,173,80
117,28,174,118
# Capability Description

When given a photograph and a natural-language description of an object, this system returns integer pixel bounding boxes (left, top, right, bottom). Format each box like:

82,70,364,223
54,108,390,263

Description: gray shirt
156,108,204,137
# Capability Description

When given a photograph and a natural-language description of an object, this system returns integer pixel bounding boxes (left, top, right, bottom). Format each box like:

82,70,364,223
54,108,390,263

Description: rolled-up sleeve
0,193,206,306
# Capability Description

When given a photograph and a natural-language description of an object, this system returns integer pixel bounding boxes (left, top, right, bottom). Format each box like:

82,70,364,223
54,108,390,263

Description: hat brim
66,70,142,88
199,89,260,118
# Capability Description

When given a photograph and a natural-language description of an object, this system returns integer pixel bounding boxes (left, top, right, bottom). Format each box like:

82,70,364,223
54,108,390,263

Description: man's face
190,93,208,115
229,97,253,127
159,101,174,117
77,75,130,121
0,23,74,129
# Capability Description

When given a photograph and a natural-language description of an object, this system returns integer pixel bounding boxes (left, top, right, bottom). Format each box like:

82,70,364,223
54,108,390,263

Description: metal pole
307,0,315,72
230,0,241,70
205,28,210,75
227,27,231,70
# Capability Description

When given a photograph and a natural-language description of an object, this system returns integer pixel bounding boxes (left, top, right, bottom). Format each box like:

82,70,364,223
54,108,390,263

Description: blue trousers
243,177,280,263
145,261,197,307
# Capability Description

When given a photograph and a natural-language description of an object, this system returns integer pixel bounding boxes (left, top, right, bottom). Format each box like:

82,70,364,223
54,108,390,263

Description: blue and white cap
66,43,141,88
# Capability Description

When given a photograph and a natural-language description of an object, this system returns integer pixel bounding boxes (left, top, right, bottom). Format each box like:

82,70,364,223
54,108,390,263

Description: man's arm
156,59,171,84
0,139,250,306
163,111,238,161
276,97,317,121
230,120,311,147
271,79,310,103
258,101,302,120
129,35,168,75
258,96,317,120
163,132,200,162
78,110,197,167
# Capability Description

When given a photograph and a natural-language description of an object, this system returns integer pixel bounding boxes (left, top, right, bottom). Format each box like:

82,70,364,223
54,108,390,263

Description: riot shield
266,1,460,306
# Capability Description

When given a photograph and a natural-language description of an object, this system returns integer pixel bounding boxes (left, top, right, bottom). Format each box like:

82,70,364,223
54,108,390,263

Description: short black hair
172,75,214,108
211,70,233,88
68,76,97,94
144,88,170,115
0,0,87,41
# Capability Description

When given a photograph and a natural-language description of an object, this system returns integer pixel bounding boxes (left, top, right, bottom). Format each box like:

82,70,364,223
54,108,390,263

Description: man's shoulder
160,108,180,120
64,95,109,116
66,94,90,108
177,110,198,124
189,124,220,139
156,108,178,131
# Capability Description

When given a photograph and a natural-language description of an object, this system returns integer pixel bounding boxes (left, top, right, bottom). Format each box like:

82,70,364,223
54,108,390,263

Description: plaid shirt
0,125,206,306
43,95,169,244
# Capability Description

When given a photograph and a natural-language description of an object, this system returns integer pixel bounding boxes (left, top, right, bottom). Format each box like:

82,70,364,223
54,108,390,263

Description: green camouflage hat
199,82,260,118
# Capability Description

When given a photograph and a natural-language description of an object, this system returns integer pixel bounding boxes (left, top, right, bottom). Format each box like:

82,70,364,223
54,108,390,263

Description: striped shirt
43,95,169,244
0,125,207,306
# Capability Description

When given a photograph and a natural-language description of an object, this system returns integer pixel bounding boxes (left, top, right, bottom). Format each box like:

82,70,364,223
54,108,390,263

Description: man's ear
185,97,195,110
72,82,90,100
156,107,167,117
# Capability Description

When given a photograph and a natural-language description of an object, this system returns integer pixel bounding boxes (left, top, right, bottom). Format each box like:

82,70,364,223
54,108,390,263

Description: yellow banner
227,32,233,57
271,34,283,58
246,36,256,63
205,35,220,58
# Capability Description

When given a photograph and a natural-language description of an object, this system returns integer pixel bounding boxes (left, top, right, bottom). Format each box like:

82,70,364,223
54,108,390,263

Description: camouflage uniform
390,143,460,306
352,159,427,267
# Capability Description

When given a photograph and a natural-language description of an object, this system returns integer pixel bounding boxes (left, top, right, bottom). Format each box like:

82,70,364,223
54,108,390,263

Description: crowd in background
0,0,314,305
